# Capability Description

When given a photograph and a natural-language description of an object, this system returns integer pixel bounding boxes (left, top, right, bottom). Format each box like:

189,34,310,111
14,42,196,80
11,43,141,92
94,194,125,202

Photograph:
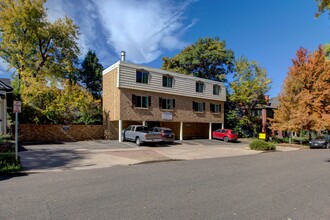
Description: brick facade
103,62,226,140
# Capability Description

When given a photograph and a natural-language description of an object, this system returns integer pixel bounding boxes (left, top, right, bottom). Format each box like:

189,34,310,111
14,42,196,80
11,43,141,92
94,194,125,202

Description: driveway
19,139,300,173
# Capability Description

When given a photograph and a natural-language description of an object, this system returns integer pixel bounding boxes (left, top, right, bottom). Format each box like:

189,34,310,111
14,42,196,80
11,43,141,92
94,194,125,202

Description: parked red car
212,129,238,142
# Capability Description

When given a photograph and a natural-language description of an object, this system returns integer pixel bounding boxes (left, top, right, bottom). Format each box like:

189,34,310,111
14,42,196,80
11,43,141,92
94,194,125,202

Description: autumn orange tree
272,47,330,135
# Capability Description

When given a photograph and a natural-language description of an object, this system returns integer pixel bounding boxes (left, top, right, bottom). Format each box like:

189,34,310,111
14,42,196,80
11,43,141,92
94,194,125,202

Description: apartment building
103,54,226,142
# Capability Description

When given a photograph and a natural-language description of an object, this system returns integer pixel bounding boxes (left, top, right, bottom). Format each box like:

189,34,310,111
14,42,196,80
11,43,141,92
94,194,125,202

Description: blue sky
1,0,329,98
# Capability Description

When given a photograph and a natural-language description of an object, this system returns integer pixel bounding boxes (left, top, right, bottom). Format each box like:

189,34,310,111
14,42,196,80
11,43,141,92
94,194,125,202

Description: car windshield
162,129,172,134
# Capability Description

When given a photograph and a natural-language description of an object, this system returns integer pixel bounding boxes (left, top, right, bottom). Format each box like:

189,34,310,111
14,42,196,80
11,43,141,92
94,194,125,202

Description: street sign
13,101,21,113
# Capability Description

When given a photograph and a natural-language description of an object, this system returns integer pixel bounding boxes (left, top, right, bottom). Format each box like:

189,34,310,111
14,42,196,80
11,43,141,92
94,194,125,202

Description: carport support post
118,120,123,142
180,121,183,141
142,121,146,126
209,122,212,140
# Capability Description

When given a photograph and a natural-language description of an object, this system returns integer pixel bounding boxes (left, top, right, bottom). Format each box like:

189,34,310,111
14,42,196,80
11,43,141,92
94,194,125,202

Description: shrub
250,140,276,151
0,153,22,173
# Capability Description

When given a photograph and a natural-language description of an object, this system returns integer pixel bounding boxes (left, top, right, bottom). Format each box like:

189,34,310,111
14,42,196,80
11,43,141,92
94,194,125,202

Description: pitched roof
0,78,13,92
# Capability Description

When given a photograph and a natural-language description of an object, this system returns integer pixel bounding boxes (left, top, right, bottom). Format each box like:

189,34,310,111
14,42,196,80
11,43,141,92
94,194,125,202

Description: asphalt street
1,149,330,220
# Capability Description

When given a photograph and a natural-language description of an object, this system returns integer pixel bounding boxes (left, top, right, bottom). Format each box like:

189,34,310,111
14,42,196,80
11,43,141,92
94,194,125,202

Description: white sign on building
162,112,172,120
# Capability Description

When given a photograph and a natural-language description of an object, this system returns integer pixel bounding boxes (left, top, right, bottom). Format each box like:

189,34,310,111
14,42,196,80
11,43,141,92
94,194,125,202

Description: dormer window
196,81,204,93
213,85,220,95
136,70,149,84
162,75,173,88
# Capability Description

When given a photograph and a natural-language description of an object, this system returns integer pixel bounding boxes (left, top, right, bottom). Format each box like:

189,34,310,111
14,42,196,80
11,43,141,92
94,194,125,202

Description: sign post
13,101,21,161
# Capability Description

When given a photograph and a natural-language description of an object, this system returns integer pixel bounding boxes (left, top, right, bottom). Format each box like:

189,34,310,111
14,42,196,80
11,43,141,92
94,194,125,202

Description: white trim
103,61,120,76
209,122,212,140
180,121,183,141
118,120,123,142
117,62,120,88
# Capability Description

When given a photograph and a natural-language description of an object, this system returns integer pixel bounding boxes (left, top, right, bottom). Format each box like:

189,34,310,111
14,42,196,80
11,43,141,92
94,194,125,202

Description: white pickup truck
122,125,162,146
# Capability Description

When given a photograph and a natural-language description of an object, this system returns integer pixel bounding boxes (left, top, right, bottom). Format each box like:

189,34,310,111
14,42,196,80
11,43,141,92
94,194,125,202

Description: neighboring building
250,96,278,134
103,54,226,141
0,78,13,135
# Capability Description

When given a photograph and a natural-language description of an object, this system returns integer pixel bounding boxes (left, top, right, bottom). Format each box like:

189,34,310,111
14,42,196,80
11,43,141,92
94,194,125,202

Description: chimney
264,95,269,103
121,51,126,62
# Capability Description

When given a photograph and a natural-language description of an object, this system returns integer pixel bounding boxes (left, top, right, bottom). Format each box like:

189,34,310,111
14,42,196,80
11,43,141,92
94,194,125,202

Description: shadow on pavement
19,149,87,171
0,173,28,181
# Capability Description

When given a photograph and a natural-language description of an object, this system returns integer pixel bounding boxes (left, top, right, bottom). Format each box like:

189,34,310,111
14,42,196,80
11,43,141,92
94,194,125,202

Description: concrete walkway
19,140,301,173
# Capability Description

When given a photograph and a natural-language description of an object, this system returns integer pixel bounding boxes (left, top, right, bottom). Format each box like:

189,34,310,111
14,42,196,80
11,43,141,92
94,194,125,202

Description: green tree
0,0,80,87
230,57,272,135
162,37,235,82
21,79,102,124
315,0,330,17
0,0,102,124
78,50,104,100
324,43,330,59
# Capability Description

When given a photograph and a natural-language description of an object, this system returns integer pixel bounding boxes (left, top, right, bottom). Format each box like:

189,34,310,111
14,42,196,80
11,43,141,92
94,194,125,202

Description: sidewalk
19,140,301,173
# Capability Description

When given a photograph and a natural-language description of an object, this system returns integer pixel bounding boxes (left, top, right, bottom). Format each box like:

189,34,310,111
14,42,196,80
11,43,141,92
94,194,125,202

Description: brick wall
19,124,105,143
120,88,224,123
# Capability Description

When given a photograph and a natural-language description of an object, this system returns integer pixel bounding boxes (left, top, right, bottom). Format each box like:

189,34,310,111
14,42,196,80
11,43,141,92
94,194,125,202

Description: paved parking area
19,139,300,173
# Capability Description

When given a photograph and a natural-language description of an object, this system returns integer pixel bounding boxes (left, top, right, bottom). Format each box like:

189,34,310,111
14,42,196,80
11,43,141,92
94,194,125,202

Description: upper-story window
136,70,149,84
210,103,221,113
132,95,151,109
193,101,205,113
196,81,204,93
213,85,220,95
162,75,173,88
159,98,175,110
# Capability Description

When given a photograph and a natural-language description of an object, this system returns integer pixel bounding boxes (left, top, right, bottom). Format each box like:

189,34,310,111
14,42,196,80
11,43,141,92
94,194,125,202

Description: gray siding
118,62,226,101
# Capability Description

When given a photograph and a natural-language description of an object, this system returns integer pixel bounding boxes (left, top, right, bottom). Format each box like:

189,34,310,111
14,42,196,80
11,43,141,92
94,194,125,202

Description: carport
118,120,223,142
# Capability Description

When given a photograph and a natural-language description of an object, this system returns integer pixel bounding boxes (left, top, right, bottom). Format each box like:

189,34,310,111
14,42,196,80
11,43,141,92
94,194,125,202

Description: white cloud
46,0,196,66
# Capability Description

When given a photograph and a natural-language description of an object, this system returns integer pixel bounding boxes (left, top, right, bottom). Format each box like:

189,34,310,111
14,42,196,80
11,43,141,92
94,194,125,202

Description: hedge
250,140,276,151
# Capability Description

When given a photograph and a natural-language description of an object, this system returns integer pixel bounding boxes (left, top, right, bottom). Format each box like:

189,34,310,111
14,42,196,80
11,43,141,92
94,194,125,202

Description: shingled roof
0,78,13,92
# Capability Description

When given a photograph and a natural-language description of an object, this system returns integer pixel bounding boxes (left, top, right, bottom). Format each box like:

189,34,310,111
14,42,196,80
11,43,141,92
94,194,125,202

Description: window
251,109,262,116
210,103,221,113
163,75,173,88
196,82,204,93
193,101,205,112
132,95,151,108
159,98,175,110
213,85,220,95
136,70,149,84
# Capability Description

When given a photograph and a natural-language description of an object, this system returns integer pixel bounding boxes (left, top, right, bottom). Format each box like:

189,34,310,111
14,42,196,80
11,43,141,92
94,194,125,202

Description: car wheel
224,136,229,142
136,137,142,146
